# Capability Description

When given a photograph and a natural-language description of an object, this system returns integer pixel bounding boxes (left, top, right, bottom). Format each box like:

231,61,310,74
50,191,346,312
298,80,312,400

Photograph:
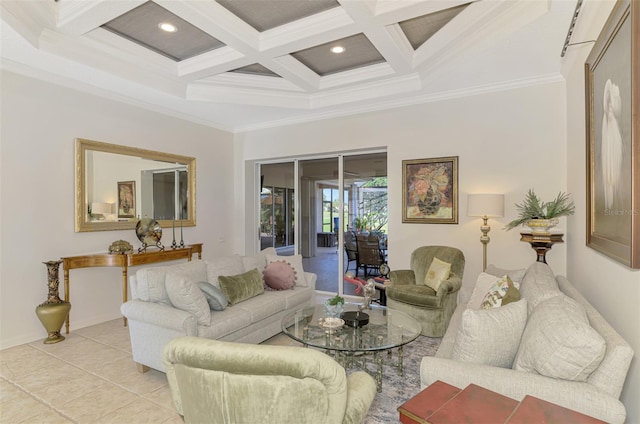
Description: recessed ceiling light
330,46,345,54
159,22,177,33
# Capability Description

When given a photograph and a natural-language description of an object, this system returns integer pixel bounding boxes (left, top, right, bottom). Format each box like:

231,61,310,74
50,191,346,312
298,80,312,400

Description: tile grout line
1,375,78,423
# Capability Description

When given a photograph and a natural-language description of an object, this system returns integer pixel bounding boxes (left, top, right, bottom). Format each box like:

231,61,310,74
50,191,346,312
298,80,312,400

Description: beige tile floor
0,319,179,424
0,319,296,424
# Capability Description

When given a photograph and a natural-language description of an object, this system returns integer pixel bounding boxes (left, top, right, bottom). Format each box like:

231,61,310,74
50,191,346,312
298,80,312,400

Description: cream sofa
121,248,316,372
420,262,634,423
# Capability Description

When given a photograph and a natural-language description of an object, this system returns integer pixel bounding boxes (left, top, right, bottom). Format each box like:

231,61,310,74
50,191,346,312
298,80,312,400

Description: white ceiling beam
266,55,321,92
339,0,413,73
414,0,550,75
0,0,56,46
55,0,145,35
373,0,477,25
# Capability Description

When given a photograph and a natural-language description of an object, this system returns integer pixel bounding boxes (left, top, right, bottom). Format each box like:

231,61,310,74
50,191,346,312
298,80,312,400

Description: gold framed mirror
75,138,196,232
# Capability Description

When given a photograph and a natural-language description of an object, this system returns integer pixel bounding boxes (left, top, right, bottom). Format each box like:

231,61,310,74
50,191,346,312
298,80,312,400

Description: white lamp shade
91,202,113,214
467,194,504,218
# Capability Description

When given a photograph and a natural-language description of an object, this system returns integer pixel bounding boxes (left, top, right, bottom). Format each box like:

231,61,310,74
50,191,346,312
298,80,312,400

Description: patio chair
356,233,385,277
344,231,359,275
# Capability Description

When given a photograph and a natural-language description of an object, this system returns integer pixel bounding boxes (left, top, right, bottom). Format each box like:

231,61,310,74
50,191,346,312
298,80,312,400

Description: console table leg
122,265,128,327
64,268,70,334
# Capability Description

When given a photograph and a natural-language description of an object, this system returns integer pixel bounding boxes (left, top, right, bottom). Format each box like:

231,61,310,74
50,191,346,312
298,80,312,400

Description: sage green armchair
163,337,377,424
386,246,465,337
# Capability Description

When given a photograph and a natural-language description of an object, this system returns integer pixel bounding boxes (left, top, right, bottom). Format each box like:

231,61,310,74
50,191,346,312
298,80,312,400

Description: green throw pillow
218,268,264,305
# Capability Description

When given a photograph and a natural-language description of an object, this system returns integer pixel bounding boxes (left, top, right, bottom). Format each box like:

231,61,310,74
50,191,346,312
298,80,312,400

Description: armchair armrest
121,300,198,336
420,357,626,424
389,269,416,285
437,274,462,297
343,371,377,424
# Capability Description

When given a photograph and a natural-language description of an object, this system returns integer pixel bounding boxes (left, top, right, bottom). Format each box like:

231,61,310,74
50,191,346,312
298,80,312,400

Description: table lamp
90,202,113,220
467,194,504,271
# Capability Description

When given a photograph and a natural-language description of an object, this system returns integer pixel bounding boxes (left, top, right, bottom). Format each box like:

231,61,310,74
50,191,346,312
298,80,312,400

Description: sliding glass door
257,152,387,296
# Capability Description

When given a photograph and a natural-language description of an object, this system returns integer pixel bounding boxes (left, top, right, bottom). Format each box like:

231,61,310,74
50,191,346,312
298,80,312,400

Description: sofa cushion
136,260,207,305
513,295,606,382
218,268,265,305
485,264,526,283
452,299,528,368
206,255,244,289
266,254,308,287
480,276,520,309
197,282,229,311
166,273,211,326
263,260,296,290
519,262,561,314
424,257,451,291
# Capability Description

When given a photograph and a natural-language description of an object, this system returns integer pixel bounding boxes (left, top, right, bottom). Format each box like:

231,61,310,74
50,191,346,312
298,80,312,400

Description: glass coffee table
281,303,422,392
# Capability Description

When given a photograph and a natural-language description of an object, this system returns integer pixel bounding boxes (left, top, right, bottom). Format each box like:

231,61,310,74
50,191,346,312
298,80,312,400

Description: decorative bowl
318,317,345,330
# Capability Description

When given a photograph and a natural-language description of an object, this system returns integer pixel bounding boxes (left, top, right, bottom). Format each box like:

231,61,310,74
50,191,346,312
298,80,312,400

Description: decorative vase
35,260,71,344
324,302,344,318
526,218,560,235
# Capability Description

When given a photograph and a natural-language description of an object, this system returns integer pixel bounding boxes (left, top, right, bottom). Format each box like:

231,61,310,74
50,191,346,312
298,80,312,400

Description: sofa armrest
121,300,198,336
389,269,416,285
420,357,627,424
343,371,377,424
304,272,317,291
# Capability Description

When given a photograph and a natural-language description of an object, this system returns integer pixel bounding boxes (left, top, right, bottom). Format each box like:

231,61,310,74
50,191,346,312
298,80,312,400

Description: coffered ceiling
0,0,581,131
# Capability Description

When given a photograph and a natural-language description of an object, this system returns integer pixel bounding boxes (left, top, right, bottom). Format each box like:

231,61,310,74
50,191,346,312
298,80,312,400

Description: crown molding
237,72,564,132
0,58,235,132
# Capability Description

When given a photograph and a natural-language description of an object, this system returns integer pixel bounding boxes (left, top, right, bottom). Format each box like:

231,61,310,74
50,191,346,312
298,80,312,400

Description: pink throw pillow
263,260,296,290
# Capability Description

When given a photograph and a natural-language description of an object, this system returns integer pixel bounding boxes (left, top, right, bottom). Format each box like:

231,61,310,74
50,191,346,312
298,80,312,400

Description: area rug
263,333,441,423
360,335,441,423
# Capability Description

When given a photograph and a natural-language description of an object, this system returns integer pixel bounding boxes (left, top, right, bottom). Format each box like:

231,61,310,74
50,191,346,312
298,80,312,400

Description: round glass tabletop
281,302,422,353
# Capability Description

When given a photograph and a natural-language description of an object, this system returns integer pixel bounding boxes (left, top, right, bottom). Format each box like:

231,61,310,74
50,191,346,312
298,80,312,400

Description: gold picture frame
585,0,639,268
402,156,458,224
117,181,136,219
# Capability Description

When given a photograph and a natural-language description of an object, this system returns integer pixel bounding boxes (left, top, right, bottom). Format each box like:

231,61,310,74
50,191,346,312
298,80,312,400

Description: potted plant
504,189,575,234
324,294,345,317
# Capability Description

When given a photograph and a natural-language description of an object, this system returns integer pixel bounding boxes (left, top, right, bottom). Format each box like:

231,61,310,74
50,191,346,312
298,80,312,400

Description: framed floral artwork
402,156,458,224
117,180,136,219
585,0,639,268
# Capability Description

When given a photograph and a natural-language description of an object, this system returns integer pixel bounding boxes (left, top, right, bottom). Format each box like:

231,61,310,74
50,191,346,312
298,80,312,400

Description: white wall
0,70,235,348
237,81,568,290
561,1,640,422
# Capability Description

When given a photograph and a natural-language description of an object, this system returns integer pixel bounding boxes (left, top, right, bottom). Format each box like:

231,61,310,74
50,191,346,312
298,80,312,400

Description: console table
61,243,202,333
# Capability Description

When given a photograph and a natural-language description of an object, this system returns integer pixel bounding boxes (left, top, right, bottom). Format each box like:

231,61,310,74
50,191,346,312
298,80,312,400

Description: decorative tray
341,311,370,328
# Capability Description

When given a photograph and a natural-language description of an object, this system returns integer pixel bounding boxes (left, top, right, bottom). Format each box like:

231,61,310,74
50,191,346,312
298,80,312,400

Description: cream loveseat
420,262,633,423
121,248,316,372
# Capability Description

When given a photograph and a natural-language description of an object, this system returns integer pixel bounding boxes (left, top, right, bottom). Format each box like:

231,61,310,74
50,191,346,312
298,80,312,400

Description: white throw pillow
480,276,520,310
205,255,244,289
467,272,501,309
423,257,451,291
165,273,211,326
266,254,308,287
513,295,606,381
452,299,528,368
135,260,207,304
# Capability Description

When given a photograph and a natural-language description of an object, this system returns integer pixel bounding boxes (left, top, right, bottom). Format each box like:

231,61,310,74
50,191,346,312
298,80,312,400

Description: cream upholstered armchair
163,337,377,424
386,246,465,337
